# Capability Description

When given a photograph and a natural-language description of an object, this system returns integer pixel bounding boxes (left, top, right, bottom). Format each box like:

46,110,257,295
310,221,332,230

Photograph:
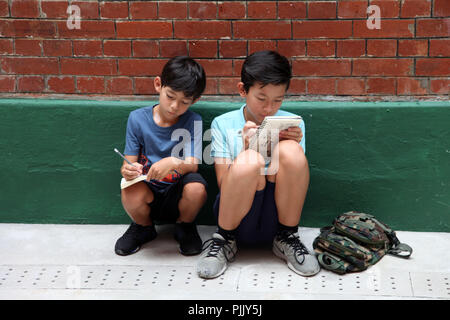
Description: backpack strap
367,216,413,259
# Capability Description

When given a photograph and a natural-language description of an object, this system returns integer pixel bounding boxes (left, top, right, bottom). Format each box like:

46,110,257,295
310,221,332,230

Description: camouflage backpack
313,211,413,274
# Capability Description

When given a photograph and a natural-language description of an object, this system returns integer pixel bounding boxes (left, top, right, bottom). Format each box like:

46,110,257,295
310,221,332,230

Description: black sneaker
174,222,202,256
114,222,157,256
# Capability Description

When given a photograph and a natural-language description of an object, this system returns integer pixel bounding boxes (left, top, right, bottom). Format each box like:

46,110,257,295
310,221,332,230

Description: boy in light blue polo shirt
197,51,319,279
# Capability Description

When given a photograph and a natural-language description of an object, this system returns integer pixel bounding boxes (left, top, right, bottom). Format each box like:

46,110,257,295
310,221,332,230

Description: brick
218,2,246,19
132,40,159,58
417,19,450,37
429,39,450,57
337,40,365,57
73,40,102,57
337,78,365,95
0,57,59,74
278,1,306,19
204,78,218,95
175,21,231,39
158,1,187,19
189,41,217,58
293,21,352,39
130,1,157,19
0,1,9,17
17,76,44,92
218,78,239,95
307,40,335,57
277,40,306,58
353,59,414,76
43,40,72,57
11,0,39,18
41,1,69,18
219,41,247,58
248,1,277,19
234,21,291,39
160,40,188,58
71,1,99,19
60,58,116,76
103,40,131,57
118,59,168,76
400,0,431,18
308,1,336,19
0,39,13,54
397,78,428,95
338,0,367,18
367,40,397,57
248,41,277,54
288,78,306,94
307,78,336,95
233,60,244,76
0,75,15,92
430,79,450,94
15,39,41,56
367,78,396,94
293,60,351,76
57,21,115,39
106,77,133,95
398,39,428,56
370,0,400,18
433,0,450,17
100,1,129,19
134,77,157,95
416,58,450,76
0,20,57,38
76,77,105,94
47,76,76,93
354,20,415,38
189,1,217,19
117,21,172,39
198,60,233,77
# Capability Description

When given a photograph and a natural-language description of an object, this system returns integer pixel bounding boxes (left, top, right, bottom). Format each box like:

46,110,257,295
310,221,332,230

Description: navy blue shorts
213,181,279,246
146,172,207,223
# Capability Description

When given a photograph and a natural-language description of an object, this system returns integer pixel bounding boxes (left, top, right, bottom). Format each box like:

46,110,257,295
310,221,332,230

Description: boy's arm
146,156,199,181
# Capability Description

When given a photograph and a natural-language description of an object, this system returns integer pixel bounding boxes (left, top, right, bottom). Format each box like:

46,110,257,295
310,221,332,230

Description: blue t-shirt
210,104,306,168
124,104,203,190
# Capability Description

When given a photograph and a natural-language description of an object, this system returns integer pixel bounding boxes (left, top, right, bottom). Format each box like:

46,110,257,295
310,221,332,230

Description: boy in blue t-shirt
197,51,320,278
115,56,208,257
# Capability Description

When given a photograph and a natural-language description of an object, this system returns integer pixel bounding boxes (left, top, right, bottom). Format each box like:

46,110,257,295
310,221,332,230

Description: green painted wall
0,98,449,231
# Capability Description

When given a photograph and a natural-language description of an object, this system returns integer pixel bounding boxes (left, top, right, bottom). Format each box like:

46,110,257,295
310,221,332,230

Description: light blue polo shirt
210,104,306,164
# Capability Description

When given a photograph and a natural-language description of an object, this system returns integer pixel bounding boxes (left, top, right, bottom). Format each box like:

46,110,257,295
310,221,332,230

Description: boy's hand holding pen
114,148,143,181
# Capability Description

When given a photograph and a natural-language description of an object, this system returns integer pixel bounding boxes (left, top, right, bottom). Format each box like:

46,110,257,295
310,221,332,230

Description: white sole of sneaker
272,244,320,277
196,264,227,279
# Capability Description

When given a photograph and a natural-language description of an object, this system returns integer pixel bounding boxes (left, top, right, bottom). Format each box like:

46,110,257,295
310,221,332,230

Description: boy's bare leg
267,140,309,226
121,182,154,226
218,149,266,230
178,182,208,223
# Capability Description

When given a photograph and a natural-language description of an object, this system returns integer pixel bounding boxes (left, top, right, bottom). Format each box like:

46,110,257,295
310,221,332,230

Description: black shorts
213,181,279,246
145,172,207,223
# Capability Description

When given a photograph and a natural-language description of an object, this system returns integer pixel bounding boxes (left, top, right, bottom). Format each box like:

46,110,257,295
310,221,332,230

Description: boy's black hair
160,56,206,101
241,50,292,93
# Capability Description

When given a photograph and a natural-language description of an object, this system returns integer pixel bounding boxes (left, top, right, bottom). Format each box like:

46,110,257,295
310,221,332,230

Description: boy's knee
121,182,153,207
278,140,308,169
182,182,207,202
232,149,266,176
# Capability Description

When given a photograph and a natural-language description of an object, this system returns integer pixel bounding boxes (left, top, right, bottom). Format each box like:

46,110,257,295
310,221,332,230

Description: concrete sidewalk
0,223,449,300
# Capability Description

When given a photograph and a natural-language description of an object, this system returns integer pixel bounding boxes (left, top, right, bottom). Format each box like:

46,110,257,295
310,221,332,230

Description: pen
114,148,136,167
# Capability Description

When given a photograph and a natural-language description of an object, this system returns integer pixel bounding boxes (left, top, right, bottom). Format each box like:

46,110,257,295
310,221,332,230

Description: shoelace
202,237,234,261
278,233,310,264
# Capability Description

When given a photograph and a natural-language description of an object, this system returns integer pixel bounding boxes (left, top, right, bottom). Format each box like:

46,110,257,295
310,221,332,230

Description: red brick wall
0,0,448,98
